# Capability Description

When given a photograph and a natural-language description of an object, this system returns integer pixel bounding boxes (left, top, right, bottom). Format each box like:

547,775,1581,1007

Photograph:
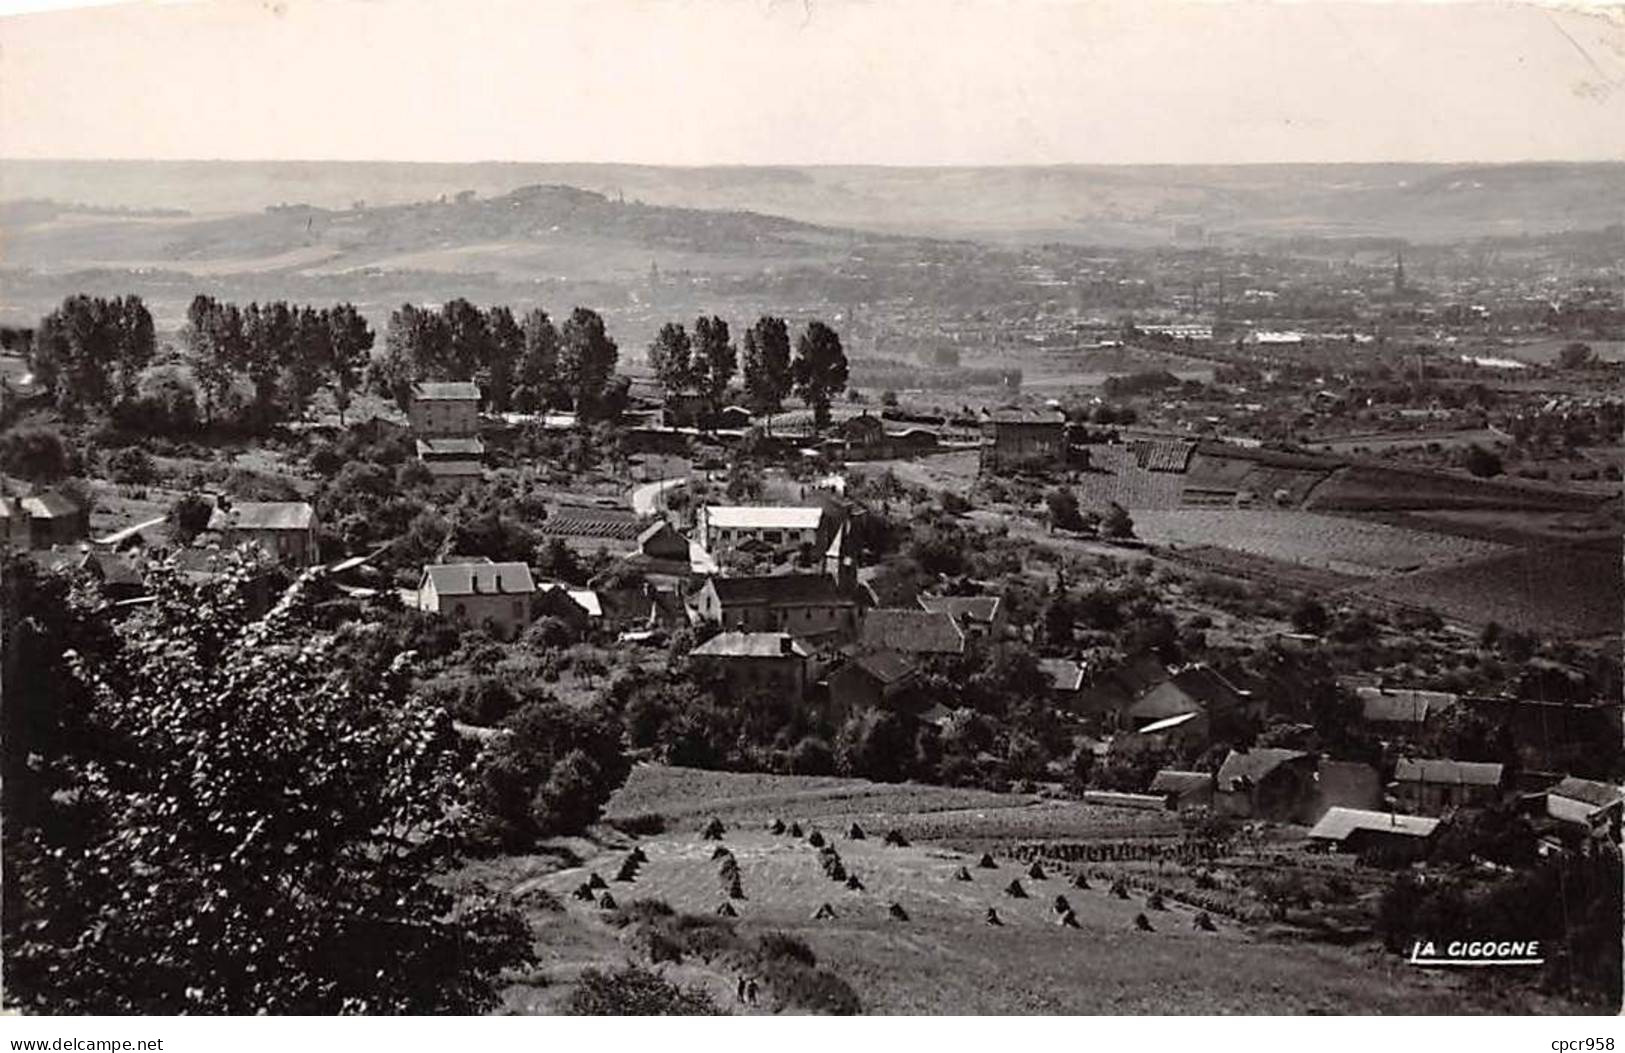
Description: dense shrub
566,964,722,1015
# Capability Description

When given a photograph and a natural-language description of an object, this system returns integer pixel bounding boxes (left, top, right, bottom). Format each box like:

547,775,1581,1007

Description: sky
0,0,1622,165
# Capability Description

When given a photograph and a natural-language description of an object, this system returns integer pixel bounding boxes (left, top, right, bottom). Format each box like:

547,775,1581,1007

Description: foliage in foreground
2,553,534,1014
566,964,723,1016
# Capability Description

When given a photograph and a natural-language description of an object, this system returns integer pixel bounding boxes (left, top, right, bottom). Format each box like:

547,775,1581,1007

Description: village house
1355,686,1459,738
0,490,88,549
979,407,1068,473
696,505,825,556
825,649,919,723
1214,748,1319,822
415,436,486,491
918,593,1004,638
1307,808,1439,860
409,381,481,436
1072,655,1169,725
1391,758,1505,816
1149,769,1214,809
637,520,691,562
416,560,537,641
856,608,966,657
1110,710,1210,763
1543,777,1624,840
691,573,859,639
1037,657,1087,709
1124,664,1257,732
689,631,810,700
207,500,320,567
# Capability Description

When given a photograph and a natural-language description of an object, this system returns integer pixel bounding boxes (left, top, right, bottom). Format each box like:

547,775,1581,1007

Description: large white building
696,505,824,555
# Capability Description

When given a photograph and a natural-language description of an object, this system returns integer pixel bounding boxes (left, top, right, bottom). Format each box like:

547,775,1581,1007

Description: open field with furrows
1130,508,1509,578
1072,445,1189,509
490,766,1554,1015
1306,463,1604,514
1353,537,1623,639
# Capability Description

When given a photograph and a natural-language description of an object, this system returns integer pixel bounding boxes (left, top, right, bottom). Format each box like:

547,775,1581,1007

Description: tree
791,320,849,431
1102,502,1135,539
167,493,214,541
1463,443,1503,479
568,964,722,1015
514,308,562,411
742,316,793,421
691,315,736,424
1291,598,1330,636
483,306,523,412
3,559,533,1012
1558,342,1596,370
241,301,296,428
1045,487,1084,532
32,295,155,414
185,295,246,426
558,307,618,417
326,303,375,425
647,322,693,402
0,427,72,481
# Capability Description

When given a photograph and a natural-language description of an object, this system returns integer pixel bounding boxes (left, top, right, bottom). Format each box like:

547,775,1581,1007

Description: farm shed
1391,758,1505,816
1149,769,1214,809
1308,808,1439,859
1215,748,1318,822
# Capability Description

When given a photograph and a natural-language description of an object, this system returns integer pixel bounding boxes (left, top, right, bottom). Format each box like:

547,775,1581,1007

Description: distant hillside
4,160,1623,246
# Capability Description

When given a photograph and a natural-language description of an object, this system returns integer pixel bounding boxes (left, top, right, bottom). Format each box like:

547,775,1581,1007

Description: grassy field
1307,463,1603,514
1354,537,1623,639
1130,508,1508,577
487,765,1566,1015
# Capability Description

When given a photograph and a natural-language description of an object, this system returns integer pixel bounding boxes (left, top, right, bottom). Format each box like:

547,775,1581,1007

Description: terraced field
1131,508,1509,577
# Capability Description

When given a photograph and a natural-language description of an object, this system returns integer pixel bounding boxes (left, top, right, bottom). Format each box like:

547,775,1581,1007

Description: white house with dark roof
1391,757,1505,816
207,500,319,566
696,505,824,556
417,560,536,640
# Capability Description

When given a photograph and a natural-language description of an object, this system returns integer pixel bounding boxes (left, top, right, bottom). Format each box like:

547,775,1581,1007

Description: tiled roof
708,574,852,607
851,649,917,685
1216,748,1311,790
1134,439,1197,473
544,507,645,540
918,594,1001,625
1393,758,1504,787
858,609,965,655
690,631,810,659
704,505,825,530
413,381,481,401
1037,658,1086,692
209,501,315,532
1549,776,1624,809
1309,808,1439,841
422,561,536,596
1357,686,1459,725
19,490,81,518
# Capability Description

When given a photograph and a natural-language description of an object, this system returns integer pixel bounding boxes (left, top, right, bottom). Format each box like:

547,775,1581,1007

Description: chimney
781,636,795,655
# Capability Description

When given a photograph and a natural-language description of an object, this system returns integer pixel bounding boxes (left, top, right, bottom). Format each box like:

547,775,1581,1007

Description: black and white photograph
0,0,1621,1029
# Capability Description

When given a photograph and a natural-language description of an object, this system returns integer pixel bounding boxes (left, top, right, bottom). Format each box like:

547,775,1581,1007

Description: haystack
888,902,909,921
1147,891,1168,911
701,817,726,840
985,907,1004,927
845,874,865,891
587,872,608,890
1004,880,1028,899
572,883,595,901
953,866,974,882
1027,862,1047,880
1071,873,1091,890
847,823,866,840
711,845,734,861
977,853,998,869
1052,894,1071,915
1057,910,1080,929
1110,879,1130,900
597,892,618,910
769,818,786,835
883,829,910,847
615,859,639,882
807,830,826,848
628,847,648,864
716,902,739,918
813,902,837,920
1134,912,1154,932
724,873,746,900
789,822,804,838
1194,912,1217,932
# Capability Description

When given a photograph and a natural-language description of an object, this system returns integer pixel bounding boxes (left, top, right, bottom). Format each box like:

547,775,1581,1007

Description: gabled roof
849,649,917,686
1357,686,1459,725
706,574,852,608
1393,758,1504,787
1216,748,1312,790
1149,770,1213,794
638,520,684,546
1037,657,1086,693
536,582,601,617
209,501,315,532
1549,777,1624,810
858,609,966,656
413,381,481,401
422,561,536,597
918,594,1001,625
1309,808,1440,842
416,437,486,457
983,407,1065,425
704,505,824,530
690,631,810,659
19,490,80,518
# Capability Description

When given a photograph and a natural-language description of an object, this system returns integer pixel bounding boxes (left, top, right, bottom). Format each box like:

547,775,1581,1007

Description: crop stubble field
494,766,1550,1015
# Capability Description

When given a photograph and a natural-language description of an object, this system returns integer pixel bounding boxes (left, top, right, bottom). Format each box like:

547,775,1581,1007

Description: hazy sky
1,0,1622,165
